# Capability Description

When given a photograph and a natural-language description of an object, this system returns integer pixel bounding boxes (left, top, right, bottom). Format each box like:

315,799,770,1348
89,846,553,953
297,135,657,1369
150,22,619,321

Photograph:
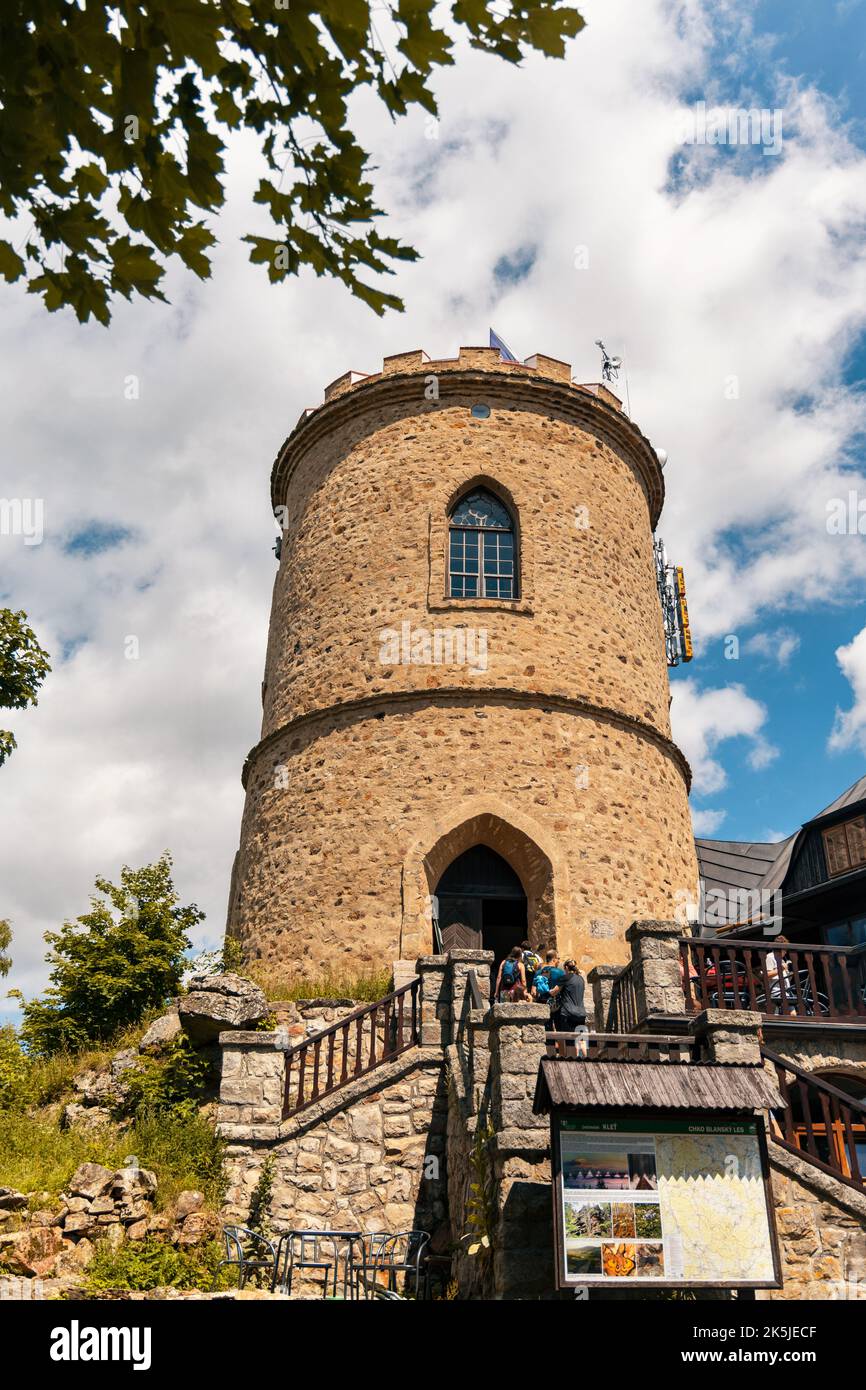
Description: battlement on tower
314,345,623,413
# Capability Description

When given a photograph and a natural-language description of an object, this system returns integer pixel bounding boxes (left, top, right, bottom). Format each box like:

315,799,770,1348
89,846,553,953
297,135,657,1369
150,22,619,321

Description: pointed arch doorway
434,844,528,983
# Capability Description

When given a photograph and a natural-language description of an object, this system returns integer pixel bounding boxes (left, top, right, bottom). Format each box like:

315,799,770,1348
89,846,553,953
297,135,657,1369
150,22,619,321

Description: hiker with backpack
495,947,527,1002
520,940,542,990
533,949,565,1006
550,959,589,1056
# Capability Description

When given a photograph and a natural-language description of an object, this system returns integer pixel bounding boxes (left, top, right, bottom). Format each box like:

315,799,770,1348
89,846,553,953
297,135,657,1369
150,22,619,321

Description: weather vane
595,339,622,384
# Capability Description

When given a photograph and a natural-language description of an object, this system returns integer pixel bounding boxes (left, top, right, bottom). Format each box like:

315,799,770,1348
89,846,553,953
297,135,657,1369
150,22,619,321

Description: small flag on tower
489,329,518,362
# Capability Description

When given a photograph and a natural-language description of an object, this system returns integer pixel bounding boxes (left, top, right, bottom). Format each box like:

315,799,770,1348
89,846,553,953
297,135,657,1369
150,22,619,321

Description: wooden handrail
467,969,485,1012
282,978,420,1119
679,936,866,956
763,1045,866,1191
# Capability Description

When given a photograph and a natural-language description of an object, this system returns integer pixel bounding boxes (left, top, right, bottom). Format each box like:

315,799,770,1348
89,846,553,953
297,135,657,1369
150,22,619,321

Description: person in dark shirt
551,960,588,1057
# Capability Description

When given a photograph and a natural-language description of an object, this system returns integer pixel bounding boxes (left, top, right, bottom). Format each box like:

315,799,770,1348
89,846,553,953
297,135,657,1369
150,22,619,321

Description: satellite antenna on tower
595,339,623,384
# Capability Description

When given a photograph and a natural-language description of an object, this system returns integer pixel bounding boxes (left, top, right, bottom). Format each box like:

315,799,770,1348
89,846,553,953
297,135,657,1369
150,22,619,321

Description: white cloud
691,808,728,836
1,0,865,1009
670,678,778,796
744,628,801,667
829,623,866,753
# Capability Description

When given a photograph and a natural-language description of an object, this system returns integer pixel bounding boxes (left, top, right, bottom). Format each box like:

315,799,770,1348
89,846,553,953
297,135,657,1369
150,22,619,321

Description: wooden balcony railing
544,1032,698,1062
679,938,866,1021
282,979,420,1119
607,961,638,1032
764,1047,866,1191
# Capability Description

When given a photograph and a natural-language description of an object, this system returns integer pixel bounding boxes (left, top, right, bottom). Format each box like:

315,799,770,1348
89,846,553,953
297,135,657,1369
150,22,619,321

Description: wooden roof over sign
533,1058,783,1114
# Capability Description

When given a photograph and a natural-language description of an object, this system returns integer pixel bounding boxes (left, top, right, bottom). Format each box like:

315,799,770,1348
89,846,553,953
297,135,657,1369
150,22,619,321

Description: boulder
61,1196,91,1214
68,1162,115,1201
126,1219,150,1241
71,1068,116,1106
62,1213,94,1238
3,1224,64,1277
29,1209,63,1228
0,1188,27,1211
61,1103,114,1132
175,1190,205,1220
138,1009,182,1054
109,1047,141,1082
112,1166,158,1203
55,1237,94,1273
178,972,268,1042
174,1211,218,1246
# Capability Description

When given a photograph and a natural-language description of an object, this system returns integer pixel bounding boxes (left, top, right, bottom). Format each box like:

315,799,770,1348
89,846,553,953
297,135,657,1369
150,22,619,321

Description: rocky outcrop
0,1188,27,1211
62,1048,144,1129
138,1008,182,1053
179,973,268,1042
0,1166,218,1287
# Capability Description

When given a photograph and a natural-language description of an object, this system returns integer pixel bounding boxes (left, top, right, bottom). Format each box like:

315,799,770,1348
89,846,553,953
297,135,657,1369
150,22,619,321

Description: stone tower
227,346,698,981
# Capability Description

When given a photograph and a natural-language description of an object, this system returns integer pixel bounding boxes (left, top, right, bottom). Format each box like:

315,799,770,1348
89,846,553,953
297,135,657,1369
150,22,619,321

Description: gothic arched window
448,488,517,599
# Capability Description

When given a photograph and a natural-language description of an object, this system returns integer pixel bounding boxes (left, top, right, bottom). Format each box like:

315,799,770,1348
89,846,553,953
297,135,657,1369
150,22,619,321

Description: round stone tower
227,346,698,981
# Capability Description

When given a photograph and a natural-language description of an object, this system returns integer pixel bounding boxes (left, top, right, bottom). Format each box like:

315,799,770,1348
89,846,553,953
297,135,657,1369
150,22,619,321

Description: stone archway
399,799,567,962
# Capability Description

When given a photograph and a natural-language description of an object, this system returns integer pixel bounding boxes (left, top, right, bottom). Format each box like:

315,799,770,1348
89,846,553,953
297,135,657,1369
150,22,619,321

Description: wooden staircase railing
763,1046,866,1192
282,978,420,1120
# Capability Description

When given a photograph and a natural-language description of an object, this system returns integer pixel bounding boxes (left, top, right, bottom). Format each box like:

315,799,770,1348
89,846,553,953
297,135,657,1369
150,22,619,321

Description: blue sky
2,0,866,1019
669,0,866,843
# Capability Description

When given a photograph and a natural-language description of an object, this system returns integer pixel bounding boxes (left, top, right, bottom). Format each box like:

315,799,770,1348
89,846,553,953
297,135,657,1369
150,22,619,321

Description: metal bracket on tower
654,538,693,667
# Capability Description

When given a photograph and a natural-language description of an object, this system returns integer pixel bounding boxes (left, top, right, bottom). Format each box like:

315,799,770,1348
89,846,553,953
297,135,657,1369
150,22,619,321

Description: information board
552,1114,780,1289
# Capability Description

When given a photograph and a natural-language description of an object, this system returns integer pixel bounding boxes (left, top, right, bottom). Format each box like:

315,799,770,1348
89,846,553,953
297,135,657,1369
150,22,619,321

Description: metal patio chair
355,1230,431,1301
212,1225,278,1291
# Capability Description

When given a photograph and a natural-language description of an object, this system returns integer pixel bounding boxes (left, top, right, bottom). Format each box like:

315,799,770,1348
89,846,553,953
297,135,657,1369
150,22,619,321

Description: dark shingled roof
693,772,866,928
814,773,866,820
533,1059,783,1114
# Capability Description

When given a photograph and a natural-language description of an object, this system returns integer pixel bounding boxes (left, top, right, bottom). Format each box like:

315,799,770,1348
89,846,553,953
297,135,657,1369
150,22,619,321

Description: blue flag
489,329,518,362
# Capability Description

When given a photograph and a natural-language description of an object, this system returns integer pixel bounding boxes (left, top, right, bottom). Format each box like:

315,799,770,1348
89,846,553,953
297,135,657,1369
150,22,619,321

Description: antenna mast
654,538,693,667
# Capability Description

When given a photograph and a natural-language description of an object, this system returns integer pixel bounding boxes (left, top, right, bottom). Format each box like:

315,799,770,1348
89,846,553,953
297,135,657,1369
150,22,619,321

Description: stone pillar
587,964,621,1031
415,954,449,1048
217,1032,286,1137
447,949,494,1042
625,919,684,1024
487,1003,552,1298
691,1008,763,1064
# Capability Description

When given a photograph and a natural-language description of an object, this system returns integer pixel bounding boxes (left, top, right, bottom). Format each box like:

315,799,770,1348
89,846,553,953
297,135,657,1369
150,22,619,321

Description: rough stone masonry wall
219,960,452,1244
228,347,698,981
762,1146,866,1300
221,1054,448,1241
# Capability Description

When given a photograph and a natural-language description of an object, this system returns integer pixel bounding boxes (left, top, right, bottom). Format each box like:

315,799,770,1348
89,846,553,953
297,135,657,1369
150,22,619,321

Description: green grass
0,1106,225,1210
250,964,393,1004
0,1110,129,1201
18,1014,159,1107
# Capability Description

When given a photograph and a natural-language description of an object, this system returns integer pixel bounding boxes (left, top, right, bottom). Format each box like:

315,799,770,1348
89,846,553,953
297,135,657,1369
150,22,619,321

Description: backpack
501,959,519,987
533,970,551,1001
522,950,541,976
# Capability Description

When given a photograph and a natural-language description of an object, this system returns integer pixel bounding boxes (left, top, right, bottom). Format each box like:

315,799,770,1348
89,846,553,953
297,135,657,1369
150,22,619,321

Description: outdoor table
273,1228,364,1299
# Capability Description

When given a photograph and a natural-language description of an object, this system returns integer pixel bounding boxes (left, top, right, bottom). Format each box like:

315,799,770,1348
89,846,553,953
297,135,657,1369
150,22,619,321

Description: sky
2,0,866,1019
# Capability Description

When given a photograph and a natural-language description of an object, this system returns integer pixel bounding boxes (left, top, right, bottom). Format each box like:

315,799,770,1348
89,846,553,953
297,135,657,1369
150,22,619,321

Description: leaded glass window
448,488,516,599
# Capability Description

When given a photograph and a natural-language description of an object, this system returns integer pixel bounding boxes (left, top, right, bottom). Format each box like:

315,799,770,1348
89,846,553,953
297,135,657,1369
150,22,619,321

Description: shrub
119,1037,215,1121
0,1025,34,1109
246,1156,275,1236
131,1109,226,1209
84,1237,234,1293
13,854,204,1056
